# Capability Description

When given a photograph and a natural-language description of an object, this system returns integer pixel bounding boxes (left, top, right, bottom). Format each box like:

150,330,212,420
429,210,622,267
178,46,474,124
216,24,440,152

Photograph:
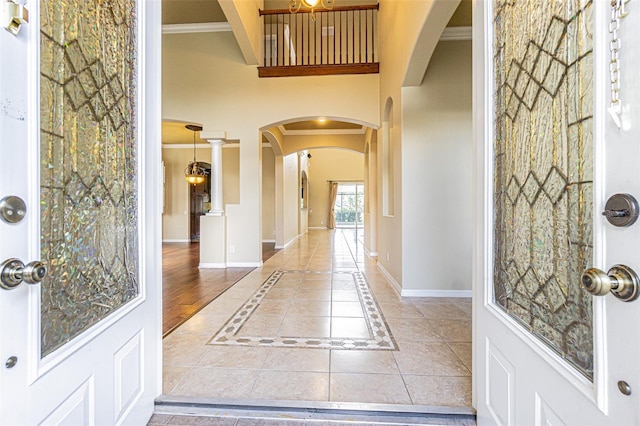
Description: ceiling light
184,124,206,185
318,118,327,123
289,0,335,21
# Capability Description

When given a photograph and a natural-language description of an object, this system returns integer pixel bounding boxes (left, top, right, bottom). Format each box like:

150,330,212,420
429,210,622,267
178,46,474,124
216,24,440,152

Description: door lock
0,258,47,290
0,195,27,224
602,193,639,227
581,264,639,302
2,0,29,36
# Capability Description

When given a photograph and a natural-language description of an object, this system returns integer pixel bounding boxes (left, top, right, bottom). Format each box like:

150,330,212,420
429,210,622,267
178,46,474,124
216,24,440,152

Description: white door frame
0,0,163,423
472,0,640,424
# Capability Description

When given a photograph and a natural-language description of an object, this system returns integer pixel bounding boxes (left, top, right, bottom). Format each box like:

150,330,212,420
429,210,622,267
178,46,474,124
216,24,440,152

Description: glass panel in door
39,0,139,357
492,0,594,379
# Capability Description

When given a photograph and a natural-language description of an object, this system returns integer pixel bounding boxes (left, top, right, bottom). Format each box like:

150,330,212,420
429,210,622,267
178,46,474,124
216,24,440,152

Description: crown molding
162,22,232,34
440,26,472,41
162,143,211,149
278,125,366,136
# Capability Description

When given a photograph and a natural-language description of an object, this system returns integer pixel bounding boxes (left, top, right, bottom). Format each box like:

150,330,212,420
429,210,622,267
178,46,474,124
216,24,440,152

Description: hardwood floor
162,242,280,336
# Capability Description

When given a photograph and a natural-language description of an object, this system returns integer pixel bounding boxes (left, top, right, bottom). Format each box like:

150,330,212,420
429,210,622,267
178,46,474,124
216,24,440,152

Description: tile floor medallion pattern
208,270,397,350
163,230,472,408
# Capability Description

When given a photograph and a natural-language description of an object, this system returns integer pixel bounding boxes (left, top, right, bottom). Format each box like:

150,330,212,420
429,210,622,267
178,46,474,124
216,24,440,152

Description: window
333,183,364,228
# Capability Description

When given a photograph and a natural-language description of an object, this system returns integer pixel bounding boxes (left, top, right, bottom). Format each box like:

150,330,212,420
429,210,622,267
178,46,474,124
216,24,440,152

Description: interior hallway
162,229,472,410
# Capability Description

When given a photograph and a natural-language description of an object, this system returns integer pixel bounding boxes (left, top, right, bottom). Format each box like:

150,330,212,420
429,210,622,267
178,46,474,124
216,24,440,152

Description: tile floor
163,229,472,408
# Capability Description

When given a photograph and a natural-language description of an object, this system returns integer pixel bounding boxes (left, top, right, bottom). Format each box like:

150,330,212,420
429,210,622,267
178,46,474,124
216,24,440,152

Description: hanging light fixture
289,0,335,20
184,124,206,185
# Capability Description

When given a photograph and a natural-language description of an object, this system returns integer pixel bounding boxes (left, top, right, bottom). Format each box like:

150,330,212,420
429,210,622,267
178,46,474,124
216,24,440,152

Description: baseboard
226,262,263,268
376,263,402,296
400,289,473,298
365,248,378,259
282,236,299,249
162,239,190,243
262,239,276,243
308,227,327,230
199,263,226,269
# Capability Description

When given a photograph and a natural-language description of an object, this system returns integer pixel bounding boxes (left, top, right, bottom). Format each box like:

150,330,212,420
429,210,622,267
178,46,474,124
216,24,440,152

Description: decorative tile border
208,270,397,350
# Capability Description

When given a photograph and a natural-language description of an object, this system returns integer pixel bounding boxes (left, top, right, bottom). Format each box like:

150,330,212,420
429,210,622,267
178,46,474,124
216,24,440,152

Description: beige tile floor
163,229,472,408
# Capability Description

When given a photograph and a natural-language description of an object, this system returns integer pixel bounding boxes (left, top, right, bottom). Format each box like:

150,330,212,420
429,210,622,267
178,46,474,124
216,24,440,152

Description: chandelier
289,0,335,20
184,124,206,185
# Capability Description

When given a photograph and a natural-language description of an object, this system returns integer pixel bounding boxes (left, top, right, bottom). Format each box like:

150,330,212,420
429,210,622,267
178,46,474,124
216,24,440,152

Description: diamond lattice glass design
493,0,594,379
40,0,139,357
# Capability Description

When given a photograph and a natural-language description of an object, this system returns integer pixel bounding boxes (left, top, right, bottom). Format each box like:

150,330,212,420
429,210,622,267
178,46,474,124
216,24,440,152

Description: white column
207,139,224,216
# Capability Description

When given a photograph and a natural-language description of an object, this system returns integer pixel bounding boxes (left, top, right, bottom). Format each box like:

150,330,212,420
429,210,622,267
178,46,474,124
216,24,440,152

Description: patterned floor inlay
208,270,397,350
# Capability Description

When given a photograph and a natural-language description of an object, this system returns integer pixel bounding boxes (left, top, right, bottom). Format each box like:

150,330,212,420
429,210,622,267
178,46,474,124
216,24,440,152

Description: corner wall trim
199,263,226,269
162,22,232,34
401,289,473,298
376,263,402,296
440,26,472,41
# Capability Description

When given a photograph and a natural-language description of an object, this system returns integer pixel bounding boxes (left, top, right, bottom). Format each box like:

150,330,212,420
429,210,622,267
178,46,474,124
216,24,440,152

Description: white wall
401,40,472,293
283,152,299,245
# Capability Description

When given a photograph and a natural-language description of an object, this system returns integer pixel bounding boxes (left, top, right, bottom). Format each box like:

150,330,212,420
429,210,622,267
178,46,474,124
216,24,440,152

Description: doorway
188,161,211,242
333,182,364,229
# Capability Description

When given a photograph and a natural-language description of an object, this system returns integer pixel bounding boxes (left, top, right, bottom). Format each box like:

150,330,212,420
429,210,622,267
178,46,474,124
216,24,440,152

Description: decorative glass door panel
493,0,593,379
39,0,139,357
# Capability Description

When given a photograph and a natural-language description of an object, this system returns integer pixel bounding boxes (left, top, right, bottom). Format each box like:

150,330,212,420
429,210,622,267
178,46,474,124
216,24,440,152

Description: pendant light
184,124,206,185
289,0,334,20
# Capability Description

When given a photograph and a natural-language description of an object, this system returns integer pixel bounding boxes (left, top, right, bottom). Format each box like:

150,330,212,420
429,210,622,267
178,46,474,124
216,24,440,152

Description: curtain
328,182,339,229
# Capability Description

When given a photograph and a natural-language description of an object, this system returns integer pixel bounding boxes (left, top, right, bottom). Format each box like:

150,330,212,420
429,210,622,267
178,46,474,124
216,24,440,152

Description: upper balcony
258,5,379,78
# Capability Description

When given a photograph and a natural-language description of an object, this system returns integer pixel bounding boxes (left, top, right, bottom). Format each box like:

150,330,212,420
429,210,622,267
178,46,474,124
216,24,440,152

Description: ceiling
161,0,471,143
162,0,471,26
163,121,205,144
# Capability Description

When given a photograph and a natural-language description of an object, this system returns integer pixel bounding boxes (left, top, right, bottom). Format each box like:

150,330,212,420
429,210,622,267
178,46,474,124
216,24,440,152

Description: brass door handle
581,264,639,302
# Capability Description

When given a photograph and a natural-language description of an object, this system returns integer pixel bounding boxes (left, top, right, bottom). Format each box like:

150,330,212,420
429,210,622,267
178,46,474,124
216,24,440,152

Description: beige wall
401,40,473,293
162,146,209,241
283,152,300,245
377,0,460,291
307,148,365,228
262,147,276,241
163,31,378,263
162,146,241,241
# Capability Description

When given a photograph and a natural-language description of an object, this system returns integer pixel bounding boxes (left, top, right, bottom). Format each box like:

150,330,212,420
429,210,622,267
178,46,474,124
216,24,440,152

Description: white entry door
0,0,161,424
474,0,640,425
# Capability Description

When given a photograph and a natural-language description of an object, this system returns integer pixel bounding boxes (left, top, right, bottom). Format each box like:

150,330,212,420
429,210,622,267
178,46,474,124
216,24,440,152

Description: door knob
581,264,639,302
0,258,47,290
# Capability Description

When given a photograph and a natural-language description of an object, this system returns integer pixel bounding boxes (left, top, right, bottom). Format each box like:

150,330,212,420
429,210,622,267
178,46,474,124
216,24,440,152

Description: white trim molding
226,262,262,268
401,289,473,298
162,22,232,34
198,263,227,269
162,239,190,243
278,127,366,136
377,263,402,296
162,143,211,149
440,26,472,41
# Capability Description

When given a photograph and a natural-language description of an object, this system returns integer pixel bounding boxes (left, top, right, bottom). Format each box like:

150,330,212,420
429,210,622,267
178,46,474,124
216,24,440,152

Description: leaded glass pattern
493,0,594,379
40,0,138,357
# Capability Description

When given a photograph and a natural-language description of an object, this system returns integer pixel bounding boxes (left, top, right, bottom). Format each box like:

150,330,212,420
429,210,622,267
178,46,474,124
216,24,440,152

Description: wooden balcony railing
258,5,379,78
